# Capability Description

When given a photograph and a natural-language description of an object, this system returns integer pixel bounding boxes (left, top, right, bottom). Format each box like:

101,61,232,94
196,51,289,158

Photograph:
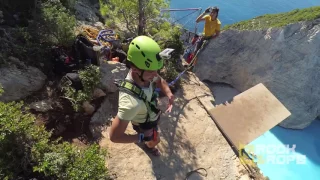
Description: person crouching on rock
109,35,175,157
192,6,221,67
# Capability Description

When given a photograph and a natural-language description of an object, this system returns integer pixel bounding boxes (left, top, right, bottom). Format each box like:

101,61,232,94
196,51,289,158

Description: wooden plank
207,83,291,150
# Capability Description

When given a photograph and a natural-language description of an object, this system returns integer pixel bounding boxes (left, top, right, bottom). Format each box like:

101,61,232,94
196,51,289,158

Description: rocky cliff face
194,18,320,129
0,57,47,102
74,0,101,24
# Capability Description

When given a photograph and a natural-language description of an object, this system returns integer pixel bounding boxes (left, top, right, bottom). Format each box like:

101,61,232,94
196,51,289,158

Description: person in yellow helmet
191,6,221,67
109,36,174,156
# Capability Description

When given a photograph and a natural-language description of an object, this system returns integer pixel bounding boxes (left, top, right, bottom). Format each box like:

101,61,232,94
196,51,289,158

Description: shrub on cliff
0,88,108,179
61,65,102,112
99,0,184,89
224,6,320,31
156,25,184,88
0,0,76,68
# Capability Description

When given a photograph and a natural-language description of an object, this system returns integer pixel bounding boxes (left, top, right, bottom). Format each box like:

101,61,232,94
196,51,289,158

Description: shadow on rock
134,90,201,179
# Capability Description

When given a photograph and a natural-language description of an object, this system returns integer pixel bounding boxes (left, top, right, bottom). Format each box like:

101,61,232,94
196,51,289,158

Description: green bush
159,58,180,87
60,0,77,11
223,6,320,31
0,0,77,69
0,86,3,95
99,0,169,36
34,143,108,180
38,0,76,47
0,100,108,179
156,26,184,88
62,65,102,112
0,101,49,179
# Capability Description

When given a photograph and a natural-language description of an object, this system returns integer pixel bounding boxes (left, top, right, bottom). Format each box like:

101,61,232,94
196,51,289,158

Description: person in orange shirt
191,6,221,67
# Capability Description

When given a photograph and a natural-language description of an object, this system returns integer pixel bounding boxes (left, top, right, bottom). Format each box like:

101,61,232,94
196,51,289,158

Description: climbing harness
114,79,161,130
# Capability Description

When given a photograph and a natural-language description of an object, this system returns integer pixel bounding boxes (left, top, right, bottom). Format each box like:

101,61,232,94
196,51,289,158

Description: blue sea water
169,0,320,33
168,1,320,179
247,120,320,180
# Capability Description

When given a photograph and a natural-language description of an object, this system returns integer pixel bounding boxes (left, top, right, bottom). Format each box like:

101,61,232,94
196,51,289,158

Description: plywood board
207,83,291,150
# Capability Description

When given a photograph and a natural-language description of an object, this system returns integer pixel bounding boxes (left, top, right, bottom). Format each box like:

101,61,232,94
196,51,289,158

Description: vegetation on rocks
0,87,108,179
0,0,108,179
0,0,76,69
61,65,101,112
1,0,318,179
223,6,320,31
99,0,184,87
0,0,186,178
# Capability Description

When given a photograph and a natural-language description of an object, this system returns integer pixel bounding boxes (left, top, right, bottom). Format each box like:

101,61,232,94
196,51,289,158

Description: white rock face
89,61,128,137
29,100,53,112
194,19,320,129
100,61,129,93
74,0,100,23
91,93,118,125
0,61,47,102
90,92,119,138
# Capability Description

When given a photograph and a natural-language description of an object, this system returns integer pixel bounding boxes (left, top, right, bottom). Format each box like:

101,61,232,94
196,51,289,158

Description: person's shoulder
119,91,143,108
117,91,144,120
117,92,141,121
203,14,210,19
216,18,221,24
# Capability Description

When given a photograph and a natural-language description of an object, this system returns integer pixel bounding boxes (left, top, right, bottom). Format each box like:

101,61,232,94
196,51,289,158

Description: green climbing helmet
127,35,163,71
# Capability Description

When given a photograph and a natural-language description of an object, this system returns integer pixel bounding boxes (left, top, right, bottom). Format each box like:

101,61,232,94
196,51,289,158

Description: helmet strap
139,70,145,82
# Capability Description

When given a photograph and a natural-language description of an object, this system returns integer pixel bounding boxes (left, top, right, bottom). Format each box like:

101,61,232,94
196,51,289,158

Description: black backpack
51,46,79,76
59,72,83,91
72,34,98,66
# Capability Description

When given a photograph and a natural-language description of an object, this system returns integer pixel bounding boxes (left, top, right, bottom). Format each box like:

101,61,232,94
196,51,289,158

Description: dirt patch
23,78,106,146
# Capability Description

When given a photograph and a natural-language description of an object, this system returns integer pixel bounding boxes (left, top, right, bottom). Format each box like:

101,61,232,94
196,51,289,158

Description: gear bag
72,34,99,66
51,46,79,75
59,72,83,91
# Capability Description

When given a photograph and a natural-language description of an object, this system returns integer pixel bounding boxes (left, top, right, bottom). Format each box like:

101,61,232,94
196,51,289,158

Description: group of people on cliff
109,6,221,156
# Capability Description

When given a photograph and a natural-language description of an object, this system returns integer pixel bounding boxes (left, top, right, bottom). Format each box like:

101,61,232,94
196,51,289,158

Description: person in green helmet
109,35,174,156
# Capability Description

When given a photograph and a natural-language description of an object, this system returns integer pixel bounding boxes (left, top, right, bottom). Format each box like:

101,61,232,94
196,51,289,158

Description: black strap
118,79,147,101
185,168,207,180
115,79,160,123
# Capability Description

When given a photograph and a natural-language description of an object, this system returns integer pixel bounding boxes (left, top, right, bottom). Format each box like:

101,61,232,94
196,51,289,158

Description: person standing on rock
109,35,174,157
191,6,221,67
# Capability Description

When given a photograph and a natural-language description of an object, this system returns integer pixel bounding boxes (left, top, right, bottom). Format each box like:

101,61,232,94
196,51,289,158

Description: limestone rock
91,93,118,125
30,100,53,112
90,93,118,138
0,62,47,102
82,101,95,115
194,19,320,129
93,88,106,98
100,61,129,93
0,11,3,24
8,56,26,68
93,21,105,30
74,0,100,23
